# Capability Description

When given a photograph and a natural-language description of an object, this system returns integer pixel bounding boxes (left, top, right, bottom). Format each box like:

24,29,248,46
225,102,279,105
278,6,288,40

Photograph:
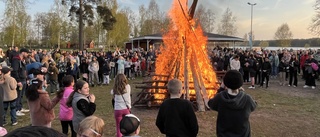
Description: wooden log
190,56,205,111
183,36,190,100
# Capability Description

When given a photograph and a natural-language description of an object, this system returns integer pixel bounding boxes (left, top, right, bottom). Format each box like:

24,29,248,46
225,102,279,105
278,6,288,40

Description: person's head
77,116,105,137
113,74,128,95
223,70,243,92
75,80,89,95
93,56,97,61
63,75,75,87
167,79,182,98
4,126,66,137
120,114,141,136
264,57,269,62
20,48,30,58
26,79,43,101
33,69,45,81
1,66,12,76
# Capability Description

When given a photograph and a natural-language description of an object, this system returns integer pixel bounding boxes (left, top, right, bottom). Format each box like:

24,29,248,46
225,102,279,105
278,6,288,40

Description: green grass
3,77,320,137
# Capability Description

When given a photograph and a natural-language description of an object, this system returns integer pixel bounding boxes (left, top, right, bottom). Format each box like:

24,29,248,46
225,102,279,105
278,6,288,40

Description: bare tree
309,0,320,36
194,4,215,33
274,23,293,47
217,8,237,36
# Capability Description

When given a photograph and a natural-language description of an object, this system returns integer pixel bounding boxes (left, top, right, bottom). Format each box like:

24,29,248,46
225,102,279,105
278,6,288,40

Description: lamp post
248,2,256,50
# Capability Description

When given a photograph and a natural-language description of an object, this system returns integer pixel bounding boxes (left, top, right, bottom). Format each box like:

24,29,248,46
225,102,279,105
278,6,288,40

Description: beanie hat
120,114,140,135
1,66,12,74
223,70,243,90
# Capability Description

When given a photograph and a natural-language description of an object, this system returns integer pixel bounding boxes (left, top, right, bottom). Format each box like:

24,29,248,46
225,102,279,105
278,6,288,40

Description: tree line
1,0,320,50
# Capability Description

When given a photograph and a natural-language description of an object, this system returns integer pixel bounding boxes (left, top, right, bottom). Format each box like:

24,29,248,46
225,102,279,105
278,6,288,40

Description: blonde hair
167,79,182,95
113,74,128,95
78,116,105,136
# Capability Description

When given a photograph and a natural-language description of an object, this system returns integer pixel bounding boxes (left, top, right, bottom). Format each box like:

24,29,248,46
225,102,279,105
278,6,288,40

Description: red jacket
141,60,146,70
300,54,308,68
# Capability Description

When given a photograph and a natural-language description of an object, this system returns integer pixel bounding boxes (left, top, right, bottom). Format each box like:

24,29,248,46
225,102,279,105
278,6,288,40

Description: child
77,116,105,137
120,114,141,137
26,79,62,127
48,62,59,94
57,75,76,137
111,74,131,137
1,66,18,126
156,79,199,137
208,70,257,137
67,80,96,134
102,60,111,85
140,58,146,77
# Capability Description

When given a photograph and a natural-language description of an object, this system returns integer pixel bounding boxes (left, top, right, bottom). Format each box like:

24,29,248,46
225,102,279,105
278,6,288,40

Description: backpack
311,62,319,71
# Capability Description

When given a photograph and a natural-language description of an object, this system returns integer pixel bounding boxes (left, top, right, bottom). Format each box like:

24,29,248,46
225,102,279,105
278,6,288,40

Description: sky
0,0,317,40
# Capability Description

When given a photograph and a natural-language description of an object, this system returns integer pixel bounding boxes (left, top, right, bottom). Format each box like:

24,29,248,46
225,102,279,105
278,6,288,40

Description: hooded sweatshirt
208,90,257,137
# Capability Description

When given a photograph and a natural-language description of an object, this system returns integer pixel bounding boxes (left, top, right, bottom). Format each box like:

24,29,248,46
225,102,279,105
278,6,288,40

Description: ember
134,0,220,111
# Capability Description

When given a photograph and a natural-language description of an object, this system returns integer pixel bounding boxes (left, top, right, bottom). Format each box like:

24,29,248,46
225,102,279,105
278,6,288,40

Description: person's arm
247,94,257,112
207,93,221,111
76,99,96,116
11,59,20,82
40,93,60,110
187,101,199,137
155,105,165,134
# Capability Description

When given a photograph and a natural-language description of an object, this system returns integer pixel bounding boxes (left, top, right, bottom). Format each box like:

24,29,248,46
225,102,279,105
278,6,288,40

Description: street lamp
248,2,256,50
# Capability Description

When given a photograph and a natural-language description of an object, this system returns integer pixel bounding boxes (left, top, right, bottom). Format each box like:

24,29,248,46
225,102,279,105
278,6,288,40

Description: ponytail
66,91,76,107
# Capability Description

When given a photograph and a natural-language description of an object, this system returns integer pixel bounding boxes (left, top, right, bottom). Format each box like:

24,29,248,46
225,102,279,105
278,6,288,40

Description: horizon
0,0,319,40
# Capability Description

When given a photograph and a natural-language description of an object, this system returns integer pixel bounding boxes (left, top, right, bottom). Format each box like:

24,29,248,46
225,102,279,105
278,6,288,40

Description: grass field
3,77,320,137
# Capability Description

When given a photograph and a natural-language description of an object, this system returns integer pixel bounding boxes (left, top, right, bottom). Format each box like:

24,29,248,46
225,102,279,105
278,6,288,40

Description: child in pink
58,75,76,137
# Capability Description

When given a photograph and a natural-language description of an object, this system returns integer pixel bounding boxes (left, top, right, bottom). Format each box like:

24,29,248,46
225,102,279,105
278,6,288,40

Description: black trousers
305,73,316,86
61,120,76,137
260,72,269,87
255,71,261,84
289,69,298,86
58,73,66,87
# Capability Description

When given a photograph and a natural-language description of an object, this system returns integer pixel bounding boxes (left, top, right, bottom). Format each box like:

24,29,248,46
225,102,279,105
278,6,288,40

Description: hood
220,91,247,109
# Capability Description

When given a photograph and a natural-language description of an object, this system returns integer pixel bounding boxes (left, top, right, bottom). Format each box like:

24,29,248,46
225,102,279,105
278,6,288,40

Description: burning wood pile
133,0,222,111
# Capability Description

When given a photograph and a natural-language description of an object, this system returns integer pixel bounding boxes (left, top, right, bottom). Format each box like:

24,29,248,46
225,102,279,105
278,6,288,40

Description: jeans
16,80,27,111
89,72,99,85
3,100,17,123
114,109,130,137
271,65,278,76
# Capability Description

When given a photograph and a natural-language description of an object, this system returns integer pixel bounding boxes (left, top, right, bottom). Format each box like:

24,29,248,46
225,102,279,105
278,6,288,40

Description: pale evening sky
0,0,317,40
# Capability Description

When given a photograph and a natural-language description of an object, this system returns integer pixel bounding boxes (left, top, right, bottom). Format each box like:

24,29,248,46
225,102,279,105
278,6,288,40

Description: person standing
260,57,272,88
208,70,257,137
88,57,99,87
156,79,199,137
57,75,76,137
11,48,29,116
1,67,18,126
303,54,318,89
288,54,299,87
111,74,131,137
269,51,279,79
67,80,96,134
117,56,125,74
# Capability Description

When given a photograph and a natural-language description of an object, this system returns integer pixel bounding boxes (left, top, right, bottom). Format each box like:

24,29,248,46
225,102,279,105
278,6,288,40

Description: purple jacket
59,86,74,121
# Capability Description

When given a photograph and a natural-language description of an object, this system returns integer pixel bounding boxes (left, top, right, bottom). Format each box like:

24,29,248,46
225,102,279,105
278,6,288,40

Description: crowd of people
0,45,318,137
210,47,320,89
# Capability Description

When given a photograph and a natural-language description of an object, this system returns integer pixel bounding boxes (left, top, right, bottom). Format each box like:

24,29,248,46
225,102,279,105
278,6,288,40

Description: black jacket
261,61,272,74
208,90,257,137
11,56,27,82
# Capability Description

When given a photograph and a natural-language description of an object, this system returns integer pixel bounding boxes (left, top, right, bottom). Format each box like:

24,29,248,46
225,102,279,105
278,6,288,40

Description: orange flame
153,0,219,100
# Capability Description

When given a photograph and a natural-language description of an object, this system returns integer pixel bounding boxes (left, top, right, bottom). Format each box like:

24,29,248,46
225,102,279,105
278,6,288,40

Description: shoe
21,108,29,113
312,86,316,89
12,122,18,126
248,86,255,89
16,111,25,116
288,85,291,87
303,85,309,88
3,122,8,126
293,85,297,88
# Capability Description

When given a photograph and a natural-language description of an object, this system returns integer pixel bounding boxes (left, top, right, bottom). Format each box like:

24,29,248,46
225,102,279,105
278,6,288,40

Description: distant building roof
131,32,243,42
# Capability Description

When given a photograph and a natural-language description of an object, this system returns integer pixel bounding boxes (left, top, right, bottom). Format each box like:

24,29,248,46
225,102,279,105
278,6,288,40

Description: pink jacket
59,86,74,121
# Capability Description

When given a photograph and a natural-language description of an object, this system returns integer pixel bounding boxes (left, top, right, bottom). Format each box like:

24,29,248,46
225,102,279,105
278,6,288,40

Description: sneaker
248,86,255,89
303,85,309,88
12,122,18,126
312,86,316,89
288,85,291,87
16,111,25,116
21,108,29,113
3,122,8,126
293,85,297,88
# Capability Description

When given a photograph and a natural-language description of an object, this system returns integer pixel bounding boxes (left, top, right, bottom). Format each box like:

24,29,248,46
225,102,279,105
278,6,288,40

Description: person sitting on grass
26,79,62,127
77,115,105,137
156,79,199,137
208,70,257,137
120,114,141,137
